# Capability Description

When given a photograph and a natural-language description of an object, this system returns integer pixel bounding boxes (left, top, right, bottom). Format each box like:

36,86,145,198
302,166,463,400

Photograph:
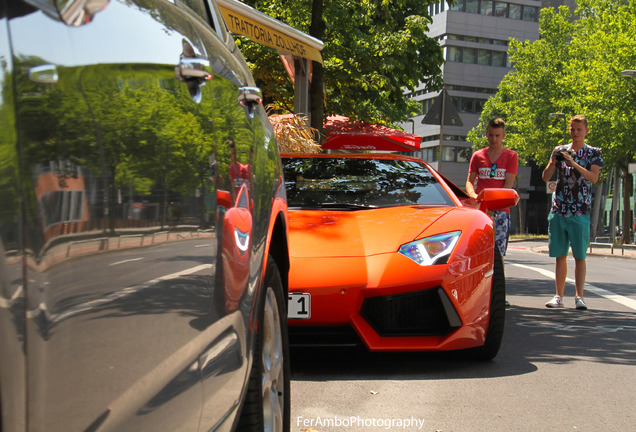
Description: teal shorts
548,213,590,259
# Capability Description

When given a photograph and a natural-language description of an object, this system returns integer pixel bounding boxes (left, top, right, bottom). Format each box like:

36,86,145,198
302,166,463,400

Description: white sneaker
545,295,565,308
575,296,588,310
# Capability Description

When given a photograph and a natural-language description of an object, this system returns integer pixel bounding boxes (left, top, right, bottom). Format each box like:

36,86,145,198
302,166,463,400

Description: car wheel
237,255,290,432
471,246,506,361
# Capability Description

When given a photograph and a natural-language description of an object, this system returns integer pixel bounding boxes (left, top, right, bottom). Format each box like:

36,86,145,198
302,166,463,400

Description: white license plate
288,293,311,319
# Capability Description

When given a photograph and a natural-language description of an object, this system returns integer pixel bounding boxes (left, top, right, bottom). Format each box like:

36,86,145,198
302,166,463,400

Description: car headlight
398,231,461,266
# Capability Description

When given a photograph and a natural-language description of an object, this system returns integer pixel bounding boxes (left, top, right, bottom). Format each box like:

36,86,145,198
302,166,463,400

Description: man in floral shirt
542,115,603,310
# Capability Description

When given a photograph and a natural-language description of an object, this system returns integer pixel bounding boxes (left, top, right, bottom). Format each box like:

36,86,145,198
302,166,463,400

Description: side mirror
216,190,232,209
477,188,519,212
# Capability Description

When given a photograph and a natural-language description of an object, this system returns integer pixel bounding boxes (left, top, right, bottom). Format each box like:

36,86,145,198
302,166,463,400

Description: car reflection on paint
0,1,290,431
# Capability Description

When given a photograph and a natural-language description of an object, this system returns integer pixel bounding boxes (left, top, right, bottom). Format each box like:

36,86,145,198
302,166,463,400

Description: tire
471,246,506,361
237,255,290,432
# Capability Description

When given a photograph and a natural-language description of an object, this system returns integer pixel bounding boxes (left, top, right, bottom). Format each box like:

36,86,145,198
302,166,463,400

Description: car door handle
29,64,59,83
175,58,212,81
238,86,263,108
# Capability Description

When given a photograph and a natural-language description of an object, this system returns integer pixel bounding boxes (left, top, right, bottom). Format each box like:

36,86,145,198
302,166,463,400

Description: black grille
361,288,462,337
289,326,362,347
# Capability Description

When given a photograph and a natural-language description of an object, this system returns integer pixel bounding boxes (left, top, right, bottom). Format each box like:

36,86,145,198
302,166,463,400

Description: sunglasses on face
490,164,497,178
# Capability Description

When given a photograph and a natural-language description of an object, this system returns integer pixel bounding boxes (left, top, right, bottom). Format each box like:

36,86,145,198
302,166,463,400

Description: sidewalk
511,238,636,259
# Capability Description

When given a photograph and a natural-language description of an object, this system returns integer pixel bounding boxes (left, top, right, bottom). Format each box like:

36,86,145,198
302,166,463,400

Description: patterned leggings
493,211,511,256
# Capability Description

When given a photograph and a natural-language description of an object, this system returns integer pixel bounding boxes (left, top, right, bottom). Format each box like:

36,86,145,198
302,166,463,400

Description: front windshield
282,157,455,208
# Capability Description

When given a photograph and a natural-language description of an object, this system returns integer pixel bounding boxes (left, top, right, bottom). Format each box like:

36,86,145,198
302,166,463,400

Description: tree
237,0,444,132
469,0,636,243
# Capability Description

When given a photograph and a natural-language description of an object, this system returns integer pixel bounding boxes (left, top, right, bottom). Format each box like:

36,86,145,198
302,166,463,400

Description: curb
529,245,636,259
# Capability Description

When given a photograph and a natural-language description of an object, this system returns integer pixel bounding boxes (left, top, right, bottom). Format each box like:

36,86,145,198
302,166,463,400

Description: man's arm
563,153,601,183
465,172,478,199
542,149,558,182
504,172,516,189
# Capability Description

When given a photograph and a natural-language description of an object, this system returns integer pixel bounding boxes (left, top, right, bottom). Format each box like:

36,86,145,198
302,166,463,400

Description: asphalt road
289,241,636,432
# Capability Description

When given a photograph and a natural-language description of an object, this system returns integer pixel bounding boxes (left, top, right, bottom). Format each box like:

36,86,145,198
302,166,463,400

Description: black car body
0,0,290,431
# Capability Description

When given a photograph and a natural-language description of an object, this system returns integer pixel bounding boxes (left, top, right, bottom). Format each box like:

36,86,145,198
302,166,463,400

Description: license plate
288,293,311,319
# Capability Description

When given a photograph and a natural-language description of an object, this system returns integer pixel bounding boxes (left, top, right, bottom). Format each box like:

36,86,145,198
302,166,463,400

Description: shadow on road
291,275,635,381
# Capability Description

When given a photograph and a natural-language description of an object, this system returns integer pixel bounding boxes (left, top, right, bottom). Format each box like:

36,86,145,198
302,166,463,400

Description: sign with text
219,7,323,64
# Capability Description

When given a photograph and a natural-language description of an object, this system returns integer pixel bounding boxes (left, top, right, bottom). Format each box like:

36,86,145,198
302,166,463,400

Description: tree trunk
309,0,325,137
610,168,619,244
621,165,633,244
590,181,603,240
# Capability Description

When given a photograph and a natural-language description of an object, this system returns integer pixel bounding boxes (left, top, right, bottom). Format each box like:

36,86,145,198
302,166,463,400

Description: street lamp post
549,112,568,147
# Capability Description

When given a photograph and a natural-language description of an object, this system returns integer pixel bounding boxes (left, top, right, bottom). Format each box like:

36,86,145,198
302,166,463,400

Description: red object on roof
322,115,421,152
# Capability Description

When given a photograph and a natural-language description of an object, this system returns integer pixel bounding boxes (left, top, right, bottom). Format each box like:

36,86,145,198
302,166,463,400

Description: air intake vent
361,288,462,337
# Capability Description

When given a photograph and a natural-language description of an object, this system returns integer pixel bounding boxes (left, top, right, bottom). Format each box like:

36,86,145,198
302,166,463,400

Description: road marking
509,262,636,311
109,257,144,266
25,264,214,323
517,321,636,333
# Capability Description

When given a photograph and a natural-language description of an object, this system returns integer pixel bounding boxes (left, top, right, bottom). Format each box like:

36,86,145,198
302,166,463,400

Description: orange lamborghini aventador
282,153,518,360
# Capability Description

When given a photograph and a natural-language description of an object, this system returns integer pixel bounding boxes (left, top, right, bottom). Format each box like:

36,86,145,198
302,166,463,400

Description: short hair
570,114,588,127
487,118,505,130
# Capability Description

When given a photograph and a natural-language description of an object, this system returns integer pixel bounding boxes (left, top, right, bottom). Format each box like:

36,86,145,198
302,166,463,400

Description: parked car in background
282,153,518,360
0,1,290,431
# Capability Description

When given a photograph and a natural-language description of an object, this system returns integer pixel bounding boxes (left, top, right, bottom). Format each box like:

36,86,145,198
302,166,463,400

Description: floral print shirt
550,144,603,216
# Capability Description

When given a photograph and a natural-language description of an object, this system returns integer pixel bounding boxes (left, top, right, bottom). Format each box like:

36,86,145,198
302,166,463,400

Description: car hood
288,206,453,258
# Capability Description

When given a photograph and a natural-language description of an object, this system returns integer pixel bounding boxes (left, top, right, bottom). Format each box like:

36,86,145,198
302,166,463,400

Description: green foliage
469,0,636,171
238,0,444,125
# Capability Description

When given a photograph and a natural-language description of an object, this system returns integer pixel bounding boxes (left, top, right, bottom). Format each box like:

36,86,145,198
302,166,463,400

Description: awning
218,0,323,64
322,115,422,152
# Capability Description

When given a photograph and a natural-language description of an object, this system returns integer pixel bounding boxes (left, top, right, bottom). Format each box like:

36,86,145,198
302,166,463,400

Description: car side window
177,0,210,24
205,0,229,42
175,0,229,43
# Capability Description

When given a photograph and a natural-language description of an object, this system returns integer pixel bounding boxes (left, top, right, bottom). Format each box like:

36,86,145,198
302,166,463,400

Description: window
480,0,493,15
457,147,472,163
492,51,506,67
509,4,521,19
450,0,465,11
466,0,479,14
446,1,538,22
478,49,491,65
447,46,462,62
523,6,538,22
441,146,456,162
178,0,208,21
494,2,508,17
460,98,474,113
422,147,438,162
463,48,476,64
39,190,85,228
422,99,434,114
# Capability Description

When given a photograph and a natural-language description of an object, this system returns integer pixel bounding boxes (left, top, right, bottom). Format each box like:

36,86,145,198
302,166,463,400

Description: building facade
404,0,545,234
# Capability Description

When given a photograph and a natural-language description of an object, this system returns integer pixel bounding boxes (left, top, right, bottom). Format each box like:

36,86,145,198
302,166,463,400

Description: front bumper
288,248,493,352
